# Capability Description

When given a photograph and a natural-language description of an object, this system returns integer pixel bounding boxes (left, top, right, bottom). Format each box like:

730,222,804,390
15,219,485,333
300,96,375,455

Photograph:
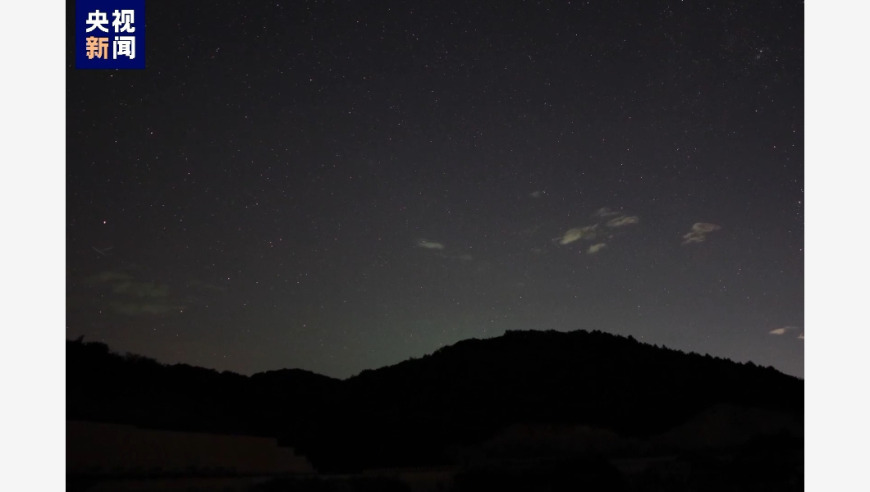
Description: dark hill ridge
67,340,341,437
67,329,802,472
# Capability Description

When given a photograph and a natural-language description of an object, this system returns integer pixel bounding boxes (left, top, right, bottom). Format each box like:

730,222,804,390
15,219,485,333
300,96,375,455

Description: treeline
67,339,339,438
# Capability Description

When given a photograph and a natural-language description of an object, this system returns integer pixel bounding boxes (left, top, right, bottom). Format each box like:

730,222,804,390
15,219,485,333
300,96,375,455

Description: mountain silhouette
67,329,802,473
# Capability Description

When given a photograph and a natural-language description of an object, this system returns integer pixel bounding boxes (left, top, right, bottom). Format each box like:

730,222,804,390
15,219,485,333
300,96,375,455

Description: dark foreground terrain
67,329,803,491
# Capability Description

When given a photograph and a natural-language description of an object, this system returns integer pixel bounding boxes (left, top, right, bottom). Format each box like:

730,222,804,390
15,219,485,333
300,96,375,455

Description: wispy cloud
587,243,606,254
557,225,598,245
606,215,639,228
416,239,445,250
186,279,227,293
87,271,134,284
110,301,182,316
112,280,170,298
693,223,721,233
682,233,705,244
84,269,183,316
682,222,722,245
769,326,799,336
593,207,621,218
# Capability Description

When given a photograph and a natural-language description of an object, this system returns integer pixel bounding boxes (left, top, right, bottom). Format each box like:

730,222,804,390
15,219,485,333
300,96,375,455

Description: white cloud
587,243,606,254
682,222,722,245
416,239,445,250
770,326,799,336
557,225,598,245
606,215,639,227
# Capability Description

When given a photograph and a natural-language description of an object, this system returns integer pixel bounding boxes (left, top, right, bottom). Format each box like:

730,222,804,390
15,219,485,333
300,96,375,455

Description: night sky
66,0,804,379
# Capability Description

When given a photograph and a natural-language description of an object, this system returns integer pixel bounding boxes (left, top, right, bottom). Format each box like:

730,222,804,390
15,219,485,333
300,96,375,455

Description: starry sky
66,0,804,378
